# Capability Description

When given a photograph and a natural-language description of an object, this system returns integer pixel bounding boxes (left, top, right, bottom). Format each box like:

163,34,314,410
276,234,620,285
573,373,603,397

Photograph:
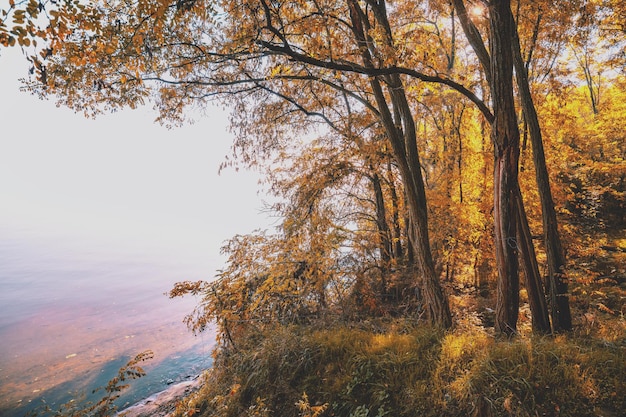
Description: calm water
0,232,215,417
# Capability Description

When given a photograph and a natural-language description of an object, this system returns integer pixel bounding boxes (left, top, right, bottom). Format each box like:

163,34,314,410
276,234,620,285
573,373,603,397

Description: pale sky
0,47,269,272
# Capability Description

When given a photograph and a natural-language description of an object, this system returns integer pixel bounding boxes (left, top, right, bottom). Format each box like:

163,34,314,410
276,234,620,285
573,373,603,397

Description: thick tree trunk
490,0,521,336
510,15,572,331
493,149,520,335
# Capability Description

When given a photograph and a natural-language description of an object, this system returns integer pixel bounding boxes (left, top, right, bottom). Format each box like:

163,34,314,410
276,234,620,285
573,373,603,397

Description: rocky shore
118,376,203,417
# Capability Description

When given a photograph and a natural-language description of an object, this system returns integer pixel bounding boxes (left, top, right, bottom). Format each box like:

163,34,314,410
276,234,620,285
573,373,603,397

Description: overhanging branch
258,40,494,123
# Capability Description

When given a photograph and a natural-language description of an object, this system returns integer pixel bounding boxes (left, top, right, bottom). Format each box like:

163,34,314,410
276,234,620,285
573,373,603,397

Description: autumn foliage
2,0,625,415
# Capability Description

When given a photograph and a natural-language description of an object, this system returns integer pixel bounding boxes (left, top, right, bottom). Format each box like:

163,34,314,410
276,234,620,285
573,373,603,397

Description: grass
170,318,625,417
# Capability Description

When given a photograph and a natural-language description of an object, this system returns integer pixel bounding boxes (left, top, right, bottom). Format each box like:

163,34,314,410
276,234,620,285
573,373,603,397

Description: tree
452,0,553,334
510,2,571,331
0,0,492,331
8,0,613,335
484,0,523,335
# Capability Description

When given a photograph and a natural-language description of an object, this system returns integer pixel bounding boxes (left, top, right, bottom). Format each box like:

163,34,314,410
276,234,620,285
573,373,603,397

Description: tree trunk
490,0,521,336
378,77,452,328
493,148,520,335
371,170,393,270
458,120,464,203
347,0,452,328
515,186,551,333
387,160,404,262
510,13,572,331
387,74,452,327
454,0,562,334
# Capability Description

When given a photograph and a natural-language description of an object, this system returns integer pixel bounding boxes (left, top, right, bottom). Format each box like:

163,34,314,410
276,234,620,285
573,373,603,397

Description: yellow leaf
270,65,282,77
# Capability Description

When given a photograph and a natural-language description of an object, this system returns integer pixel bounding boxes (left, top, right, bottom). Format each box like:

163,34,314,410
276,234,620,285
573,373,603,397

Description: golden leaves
1,0,85,51
1,0,623,341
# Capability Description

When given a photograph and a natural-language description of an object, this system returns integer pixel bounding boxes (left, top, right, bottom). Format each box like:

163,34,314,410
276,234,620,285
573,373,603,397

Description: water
0,232,215,417
0,43,269,417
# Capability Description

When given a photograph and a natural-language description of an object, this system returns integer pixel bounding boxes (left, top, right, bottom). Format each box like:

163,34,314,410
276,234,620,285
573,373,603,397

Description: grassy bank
170,319,625,417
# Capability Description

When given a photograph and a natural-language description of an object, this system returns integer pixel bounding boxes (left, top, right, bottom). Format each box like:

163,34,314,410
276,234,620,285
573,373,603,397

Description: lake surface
0,231,216,417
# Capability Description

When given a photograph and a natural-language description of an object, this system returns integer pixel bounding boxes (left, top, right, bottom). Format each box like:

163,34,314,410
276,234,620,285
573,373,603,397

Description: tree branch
451,0,492,81
258,39,494,122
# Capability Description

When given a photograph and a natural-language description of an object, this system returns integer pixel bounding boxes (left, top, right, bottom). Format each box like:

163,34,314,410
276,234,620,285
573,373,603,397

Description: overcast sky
0,47,269,271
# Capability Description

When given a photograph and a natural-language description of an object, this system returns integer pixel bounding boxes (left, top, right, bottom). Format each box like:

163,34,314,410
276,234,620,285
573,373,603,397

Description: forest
2,0,624,416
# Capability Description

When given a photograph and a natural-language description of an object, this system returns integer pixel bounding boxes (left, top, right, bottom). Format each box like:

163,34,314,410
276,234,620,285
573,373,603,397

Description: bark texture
489,0,521,335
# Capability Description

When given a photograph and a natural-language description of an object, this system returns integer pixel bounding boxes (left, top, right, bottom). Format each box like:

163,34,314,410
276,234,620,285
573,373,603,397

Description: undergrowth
172,320,625,417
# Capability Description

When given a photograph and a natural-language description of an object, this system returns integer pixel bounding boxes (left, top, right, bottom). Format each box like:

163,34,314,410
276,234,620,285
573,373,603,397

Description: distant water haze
0,228,217,417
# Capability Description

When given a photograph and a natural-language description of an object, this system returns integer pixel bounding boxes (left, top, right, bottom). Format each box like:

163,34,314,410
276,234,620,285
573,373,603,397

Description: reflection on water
0,233,215,417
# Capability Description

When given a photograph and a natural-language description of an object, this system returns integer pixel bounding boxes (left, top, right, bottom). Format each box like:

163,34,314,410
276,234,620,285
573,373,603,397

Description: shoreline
118,375,204,417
